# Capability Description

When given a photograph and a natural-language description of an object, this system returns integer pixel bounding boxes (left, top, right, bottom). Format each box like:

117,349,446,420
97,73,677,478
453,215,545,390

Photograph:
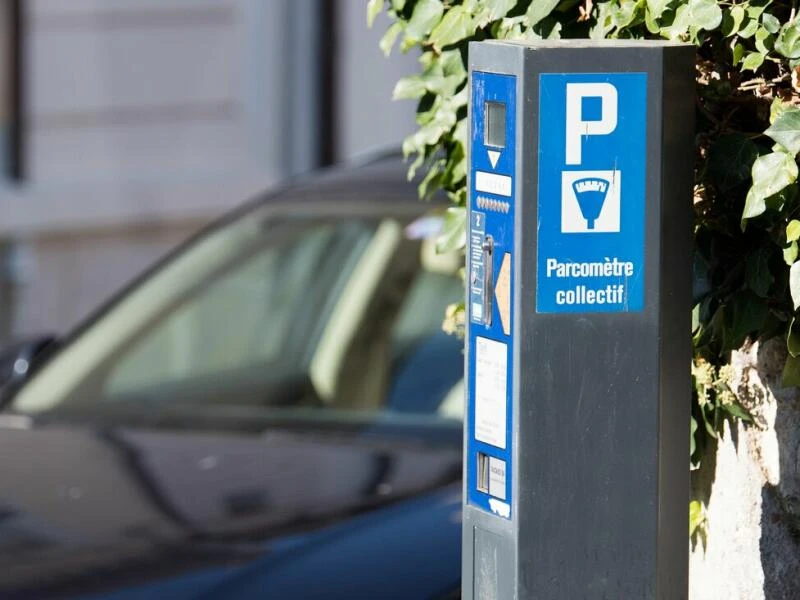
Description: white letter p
565,83,618,166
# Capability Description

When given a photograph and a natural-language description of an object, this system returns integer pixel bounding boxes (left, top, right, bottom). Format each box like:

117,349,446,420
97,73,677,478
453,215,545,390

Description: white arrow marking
487,150,500,169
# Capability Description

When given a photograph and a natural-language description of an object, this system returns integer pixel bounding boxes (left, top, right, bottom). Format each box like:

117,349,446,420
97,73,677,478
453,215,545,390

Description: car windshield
9,199,465,429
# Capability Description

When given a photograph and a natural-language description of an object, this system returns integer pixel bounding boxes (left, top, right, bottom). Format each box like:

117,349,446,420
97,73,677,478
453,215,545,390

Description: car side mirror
0,334,58,393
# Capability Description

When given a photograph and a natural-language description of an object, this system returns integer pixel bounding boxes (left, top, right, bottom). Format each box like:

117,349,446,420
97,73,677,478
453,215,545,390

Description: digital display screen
485,101,506,148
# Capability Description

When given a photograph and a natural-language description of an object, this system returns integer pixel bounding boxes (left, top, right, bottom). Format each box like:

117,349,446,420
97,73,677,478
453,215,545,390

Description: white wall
3,0,419,337
0,4,12,173
335,0,419,162
25,0,280,184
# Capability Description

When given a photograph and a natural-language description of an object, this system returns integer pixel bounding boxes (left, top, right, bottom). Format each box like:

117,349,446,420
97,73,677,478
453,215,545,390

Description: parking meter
463,41,695,599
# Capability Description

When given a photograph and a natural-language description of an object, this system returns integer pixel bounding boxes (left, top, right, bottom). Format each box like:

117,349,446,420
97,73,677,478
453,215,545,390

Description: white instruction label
475,337,507,449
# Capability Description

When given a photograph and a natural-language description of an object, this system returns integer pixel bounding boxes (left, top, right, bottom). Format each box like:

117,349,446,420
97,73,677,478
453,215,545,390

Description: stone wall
689,339,800,600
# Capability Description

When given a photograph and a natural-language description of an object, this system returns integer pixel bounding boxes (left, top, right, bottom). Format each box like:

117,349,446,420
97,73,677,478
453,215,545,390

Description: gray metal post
463,40,695,599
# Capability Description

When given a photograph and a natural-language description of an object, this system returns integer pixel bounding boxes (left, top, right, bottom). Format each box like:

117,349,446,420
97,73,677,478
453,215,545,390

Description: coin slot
482,236,494,326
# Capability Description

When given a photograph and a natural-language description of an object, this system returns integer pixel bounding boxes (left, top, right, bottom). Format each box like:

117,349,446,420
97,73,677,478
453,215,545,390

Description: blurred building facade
0,0,417,340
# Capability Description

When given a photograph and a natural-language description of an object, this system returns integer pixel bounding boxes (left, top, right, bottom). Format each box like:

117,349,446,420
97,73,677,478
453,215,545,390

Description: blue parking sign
536,73,647,313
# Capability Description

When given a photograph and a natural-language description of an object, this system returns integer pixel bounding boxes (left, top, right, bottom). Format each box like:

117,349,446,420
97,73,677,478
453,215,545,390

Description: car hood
0,415,462,599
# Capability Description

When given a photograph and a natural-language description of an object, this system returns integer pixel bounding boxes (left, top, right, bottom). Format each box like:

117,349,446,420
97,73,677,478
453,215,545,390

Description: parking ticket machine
463,41,695,599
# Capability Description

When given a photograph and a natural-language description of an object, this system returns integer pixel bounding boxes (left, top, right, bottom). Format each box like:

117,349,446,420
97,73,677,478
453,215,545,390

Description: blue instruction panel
537,73,647,313
467,70,515,520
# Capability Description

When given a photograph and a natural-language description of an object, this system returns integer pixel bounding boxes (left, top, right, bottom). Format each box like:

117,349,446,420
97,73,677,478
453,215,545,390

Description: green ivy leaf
379,22,403,56
746,248,773,297
611,0,640,29
403,106,457,155
592,1,617,39
765,107,800,155
741,51,765,72
771,179,799,214
647,0,670,20
788,220,800,243
723,290,768,351
644,9,659,34
755,26,773,54
701,403,718,439
787,317,800,357
367,0,383,27
419,159,445,198
762,12,781,35
743,192,766,222
782,353,800,388
543,19,562,40
791,261,800,310
473,0,516,25
732,42,746,65
775,22,800,59
707,133,759,192
664,4,691,39
771,97,792,124
429,5,474,50
742,188,767,223
397,67,461,101
440,50,466,77
689,0,723,31
437,206,466,253
739,18,760,39
746,1,769,21
450,151,466,184
526,0,560,28
722,6,745,37
785,241,799,266
393,75,428,99
452,119,467,151
689,500,705,536
692,303,701,334
406,0,443,41
722,401,752,422
689,500,705,535
451,85,468,109
743,151,799,221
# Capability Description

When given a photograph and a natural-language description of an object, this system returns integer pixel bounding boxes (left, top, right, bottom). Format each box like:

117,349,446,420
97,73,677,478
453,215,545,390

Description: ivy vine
372,0,800,515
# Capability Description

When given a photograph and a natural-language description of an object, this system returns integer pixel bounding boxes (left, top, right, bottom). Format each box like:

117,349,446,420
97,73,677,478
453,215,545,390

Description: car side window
15,211,465,423
385,243,464,417
105,220,374,400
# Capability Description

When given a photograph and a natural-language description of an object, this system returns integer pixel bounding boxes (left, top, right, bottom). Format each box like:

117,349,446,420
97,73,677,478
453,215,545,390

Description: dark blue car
0,155,465,599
